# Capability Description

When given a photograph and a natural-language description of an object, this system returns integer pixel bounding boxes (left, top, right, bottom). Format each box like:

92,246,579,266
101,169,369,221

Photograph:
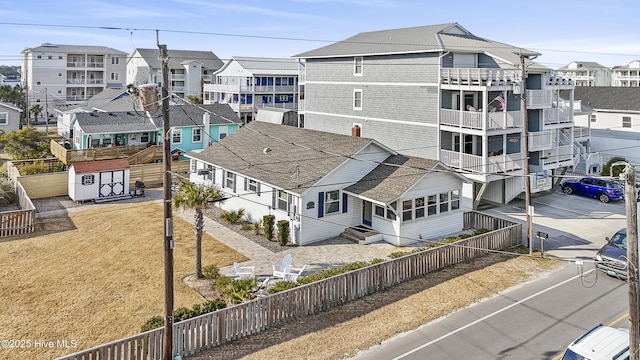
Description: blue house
70,104,242,155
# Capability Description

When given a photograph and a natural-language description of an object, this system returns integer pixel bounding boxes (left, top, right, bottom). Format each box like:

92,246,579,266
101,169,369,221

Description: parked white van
562,324,629,360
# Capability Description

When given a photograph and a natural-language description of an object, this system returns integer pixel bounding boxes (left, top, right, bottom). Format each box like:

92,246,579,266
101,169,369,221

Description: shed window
81,174,94,185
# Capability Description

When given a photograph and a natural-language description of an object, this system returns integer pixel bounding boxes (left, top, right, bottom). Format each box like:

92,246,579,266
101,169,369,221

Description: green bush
17,160,49,175
263,215,275,241
602,156,627,177
202,264,219,281
277,219,289,246
253,219,263,235
216,277,257,304
173,306,192,322
220,208,246,224
0,177,16,205
141,316,164,332
201,299,227,313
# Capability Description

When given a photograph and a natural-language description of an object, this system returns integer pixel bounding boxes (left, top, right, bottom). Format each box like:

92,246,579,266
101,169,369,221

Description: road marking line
392,274,582,360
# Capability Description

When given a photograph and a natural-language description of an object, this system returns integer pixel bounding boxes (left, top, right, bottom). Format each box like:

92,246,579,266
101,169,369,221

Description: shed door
99,170,125,198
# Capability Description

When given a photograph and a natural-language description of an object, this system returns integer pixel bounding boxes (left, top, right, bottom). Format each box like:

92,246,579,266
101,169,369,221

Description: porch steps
93,194,133,204
339,226,383,245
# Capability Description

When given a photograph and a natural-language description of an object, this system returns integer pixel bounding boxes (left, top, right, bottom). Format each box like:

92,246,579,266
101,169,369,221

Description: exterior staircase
127,145,163,165
339,225,383,244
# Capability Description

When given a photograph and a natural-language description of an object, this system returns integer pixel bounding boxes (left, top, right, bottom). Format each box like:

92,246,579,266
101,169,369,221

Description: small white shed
68,159,131,202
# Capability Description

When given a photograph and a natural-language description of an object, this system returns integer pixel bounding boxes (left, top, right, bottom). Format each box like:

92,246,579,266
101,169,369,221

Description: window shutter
342,193,348,213
233,174,237,193
81,175,85,185
272,189,276,209
244,178,248,191
221,170,226,188
212,168,216,184
287,193,293,217
257,183,261,196
318,192,324,218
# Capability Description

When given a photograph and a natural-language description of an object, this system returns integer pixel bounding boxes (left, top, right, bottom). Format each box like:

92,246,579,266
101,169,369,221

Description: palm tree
173,181,224,278
30,104,43,123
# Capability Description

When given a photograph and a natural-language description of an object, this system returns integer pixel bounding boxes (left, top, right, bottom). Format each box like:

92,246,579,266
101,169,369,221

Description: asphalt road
351,190,631,360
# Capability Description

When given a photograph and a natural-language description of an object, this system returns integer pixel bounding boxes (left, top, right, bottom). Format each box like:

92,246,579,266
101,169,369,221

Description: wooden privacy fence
56,212,521,360
0,177,36,237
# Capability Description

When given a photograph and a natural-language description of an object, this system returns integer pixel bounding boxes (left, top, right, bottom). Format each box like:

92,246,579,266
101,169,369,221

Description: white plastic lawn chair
234,262,255,279
272,254,293,279
284,264,306,282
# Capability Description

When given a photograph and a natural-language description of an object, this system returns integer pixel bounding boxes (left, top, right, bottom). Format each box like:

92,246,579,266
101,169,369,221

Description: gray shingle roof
152,104,241,128
556,61,609,70
294,23,539,64
22,43,127,55
75,111,156,134
187,121,374,195
224,56,299,75
343,155,439,204
132,48,224,70
569,86,640,112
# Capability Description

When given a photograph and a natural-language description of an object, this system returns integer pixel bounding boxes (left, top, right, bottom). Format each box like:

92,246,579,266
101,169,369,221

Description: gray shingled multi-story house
294,23,576,207
127,48,224,100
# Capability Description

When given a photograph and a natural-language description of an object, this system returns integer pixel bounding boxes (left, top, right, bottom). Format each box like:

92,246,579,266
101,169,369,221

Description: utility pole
623,164,639,360
44,88,49,135
520,54,533,255
159,40,175,360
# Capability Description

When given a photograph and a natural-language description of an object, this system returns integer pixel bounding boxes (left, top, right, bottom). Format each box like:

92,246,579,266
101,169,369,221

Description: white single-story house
68,158,131,202
185,121,470,246
0,101,23,132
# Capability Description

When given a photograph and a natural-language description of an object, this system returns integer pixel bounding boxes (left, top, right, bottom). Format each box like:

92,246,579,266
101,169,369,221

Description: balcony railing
440,68,520,87
256,103,297,110
67,62,86,68
171,74,185,81
67,79,86,84
87,62,104,68
440,149,523,174
541,145,573,167
528,130,553,151
207,83,297,93
526,89,552,109
440,109,522,130
573,126,590,139
543,107,573,126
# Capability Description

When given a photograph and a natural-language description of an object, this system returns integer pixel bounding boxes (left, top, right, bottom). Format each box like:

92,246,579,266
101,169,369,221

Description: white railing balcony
543,107,573,126
542,145,573,167
440,68,520,87
66,79,85,84
256,103,297,110
67,62,85,68
526,89,552,109
528,130,553,151
87,79,104,85
239,104,253,111
171,74,185,81
87,62,104,68
573,126,590,139
487,111,522,130
440,149,522,174
440,109,522,131
202,75,213,82
171,85,185,92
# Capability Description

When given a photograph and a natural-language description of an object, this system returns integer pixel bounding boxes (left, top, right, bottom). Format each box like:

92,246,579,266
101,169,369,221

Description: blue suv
560,177,624,203
595,228,627,280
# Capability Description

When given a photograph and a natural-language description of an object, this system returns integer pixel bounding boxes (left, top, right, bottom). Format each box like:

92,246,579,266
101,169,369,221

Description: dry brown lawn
0,201,247,360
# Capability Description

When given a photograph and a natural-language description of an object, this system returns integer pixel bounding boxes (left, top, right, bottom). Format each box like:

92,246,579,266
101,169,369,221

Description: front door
363,200,372,227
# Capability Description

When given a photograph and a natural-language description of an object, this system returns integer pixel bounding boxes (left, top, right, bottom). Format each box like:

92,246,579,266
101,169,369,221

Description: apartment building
294,23,576,207
127,48,224,101
21,43,128,110
556,61,611,86
203,56,298,124
612,60,640,87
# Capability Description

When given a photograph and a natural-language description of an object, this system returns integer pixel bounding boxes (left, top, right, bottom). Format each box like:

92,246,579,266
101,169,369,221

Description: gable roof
132,48,224,71
344,155,443,204
294,23,540,68
85,89,134,112
0,102,23,112
217,56,299,76
22,43,127,56
74,111,156,134
152,104,241,127
71,158,130,173
569,86,640,112
187,121,379,195
556,61,609,71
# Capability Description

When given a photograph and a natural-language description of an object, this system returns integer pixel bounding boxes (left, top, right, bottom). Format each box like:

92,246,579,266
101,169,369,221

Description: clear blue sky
1,0,639,69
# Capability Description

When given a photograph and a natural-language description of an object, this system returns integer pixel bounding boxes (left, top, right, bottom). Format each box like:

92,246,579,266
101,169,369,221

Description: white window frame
82,174,94,186
110,72,119,81
192,128,202,142
225,171,235,190
248,179,258,193
112,57,119,65
325,190,340,215
278,190,288,211
219,125,228,140
172,128,182,144
353,89,362,110
0,112,7,125
354,57,363,76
